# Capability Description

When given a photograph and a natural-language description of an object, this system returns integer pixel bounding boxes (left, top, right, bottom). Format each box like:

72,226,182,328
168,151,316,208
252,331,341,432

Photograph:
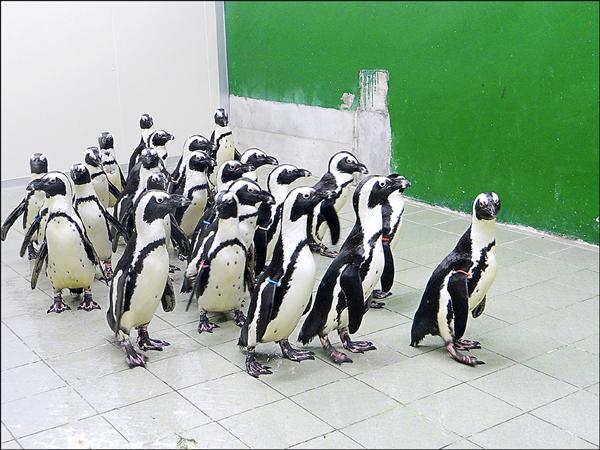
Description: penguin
370,174,412,306
253,164,312,275
299,175,408,363
209,108,238,186
238,148,279,183
107,190,190,368
70,164,128,280
183,192,249,333
310,151,369,258
410,192,501,366
98,131,126,207
84,146,120,209
127,113,155,174
239,186,334,377
173,151,216,238
1,153,48,259
146,129,175,162
25,171,107,313
170,135,213,195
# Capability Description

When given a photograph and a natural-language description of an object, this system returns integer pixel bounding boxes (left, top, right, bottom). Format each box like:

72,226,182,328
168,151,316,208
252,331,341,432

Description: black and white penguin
26,171,107,313
253,164,312,275
238,148,279,184
370,174,412,306
85,146,120,209
173,151,216,238
107,190,190,367
70,164,128,280
310,151,368,258
127,113,155,174
410,192,501,366
146,129,175,162
1,153,48,259
215,160,255,192
183,192,249,332
98,131,126,207
209,108,237,186
170,135,213,194
239,186,333,377
299,175,408,363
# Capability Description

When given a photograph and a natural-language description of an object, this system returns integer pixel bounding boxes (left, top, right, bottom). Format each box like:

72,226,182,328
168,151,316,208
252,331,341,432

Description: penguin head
188,151,216,172
353,175,406,211
98,132,114,150
219,160,255,184
215,191,239,220
150,130,175,147
140,114,154,130
268,164,311,191
146,173,168,191
214,108,228,127
186,135,213,153
287,186,334,221
240,148,279,169
138,191,190,224
69,164,91,185
29,153,48,175
84,147,102,167
27,171,72,198
474,192,501,220
227,178,275,206
329,151,368,175
140,148,161,169
387,173,412,192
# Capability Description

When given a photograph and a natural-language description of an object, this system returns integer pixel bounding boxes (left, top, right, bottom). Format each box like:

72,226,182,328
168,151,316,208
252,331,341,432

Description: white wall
1,1,223,180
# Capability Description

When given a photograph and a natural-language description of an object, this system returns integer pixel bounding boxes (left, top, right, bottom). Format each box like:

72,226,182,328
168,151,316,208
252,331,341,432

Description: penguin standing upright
310,151,369,258
25,172,107,313
170,135,213,194
239,186,333,377
299,175,407,363
173,151,216,238
98,132,126,207
238,148,279,183
107,190,190,367
146,129,175,163
70,164,128,280
85,147,120,209
370,174,412,306
1,153,48,259
127,113,155,174
214,160,255,192
410,192,501,366
209,108,237,187
253,164,312,275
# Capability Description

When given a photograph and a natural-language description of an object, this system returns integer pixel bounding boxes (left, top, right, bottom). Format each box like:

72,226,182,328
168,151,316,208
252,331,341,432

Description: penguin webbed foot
320,335,352,364
122,340,146,368
446,342,485,366
372,290,392,300
197,313,219,334
369,299,386,309
47,295,71,314
137,327,170,352
340,332,377,353
245,349,272,378
233,309,246,327
77,292,101,312
454,338,481,351
279,340,315,362
27,243,38,261
309,243,338,259
103,262,114,281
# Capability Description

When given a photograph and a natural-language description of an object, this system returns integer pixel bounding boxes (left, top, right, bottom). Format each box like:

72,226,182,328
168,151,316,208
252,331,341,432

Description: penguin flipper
113,269,129,336
30,239,47,289
170,215,191,257
107,179,121,200
19,213,42,257
1,198,26,241
447,273,470,340
303,294,313,316
340,262,366,334
320,200,340,245
118,166,127,189
471,296,486,318
79,227,109,285
103,208,129,241
256,274,281,343
161,276,176,312
380,240,395,292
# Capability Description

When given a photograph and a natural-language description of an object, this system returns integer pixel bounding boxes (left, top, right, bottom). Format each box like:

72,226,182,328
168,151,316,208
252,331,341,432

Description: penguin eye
50,178,57,184
156,197,164,204
302,193,310,199
378,180,387,188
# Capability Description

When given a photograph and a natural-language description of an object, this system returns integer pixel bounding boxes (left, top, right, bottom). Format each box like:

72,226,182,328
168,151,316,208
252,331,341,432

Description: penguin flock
1,108,501,375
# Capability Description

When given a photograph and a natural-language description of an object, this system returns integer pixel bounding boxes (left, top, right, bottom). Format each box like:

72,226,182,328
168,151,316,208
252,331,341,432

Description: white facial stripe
492,192,498,202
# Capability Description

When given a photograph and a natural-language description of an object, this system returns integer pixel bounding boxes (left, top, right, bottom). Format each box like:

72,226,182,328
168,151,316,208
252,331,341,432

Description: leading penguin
410,192,501,366
299,175,407,363
107,190,190,367
209,108,237,187
98,131,126,207
127,113,155,174
239,186,333,377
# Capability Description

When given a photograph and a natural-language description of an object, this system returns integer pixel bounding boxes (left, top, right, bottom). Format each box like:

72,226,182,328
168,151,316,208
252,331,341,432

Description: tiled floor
1,183,598,449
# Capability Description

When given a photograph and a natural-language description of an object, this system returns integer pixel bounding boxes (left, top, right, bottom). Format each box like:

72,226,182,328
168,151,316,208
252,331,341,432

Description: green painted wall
225,1,599,243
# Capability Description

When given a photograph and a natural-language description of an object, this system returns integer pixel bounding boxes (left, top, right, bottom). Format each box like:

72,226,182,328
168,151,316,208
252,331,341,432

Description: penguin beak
168,134,175,141
297,169,312,178
26,178,46,192
208,157,217,167
166,194,190,210
259,190,276,205
266,155,279,165
240,163,254,173
315,189,335,200
390,176,411,191
357,163,369,174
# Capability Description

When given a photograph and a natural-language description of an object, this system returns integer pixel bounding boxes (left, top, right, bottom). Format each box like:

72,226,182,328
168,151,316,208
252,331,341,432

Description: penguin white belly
78,202,112,261
163,216,172,251
468,250,497,311
180,191,208,237
25,192,45,239
198,246,246,312
45,218,95,290
120,247,169,330
240,217,257,248
437,276,454,342
261,250,316,342
156,147,168,160
92,176,109,208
